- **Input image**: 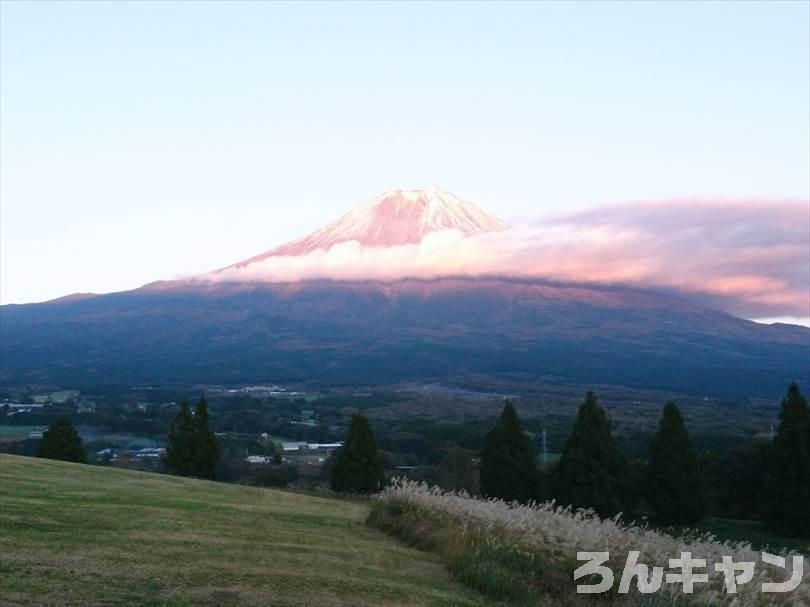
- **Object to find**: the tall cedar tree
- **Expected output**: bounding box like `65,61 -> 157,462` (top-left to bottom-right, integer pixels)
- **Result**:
330,413 -> 385,494
707,443 -> 769,521
166,398 -> 220,479
166,401 -> 195,475
480,401 -> 537,502
555,391 -> 629,518
765,383 -> 810,536
36,416 -> 87,463
646,401 -> 705,525
192,397 -> 221,480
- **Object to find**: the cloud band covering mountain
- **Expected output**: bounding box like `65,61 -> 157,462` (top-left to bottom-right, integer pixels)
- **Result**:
208,199 -> 809,324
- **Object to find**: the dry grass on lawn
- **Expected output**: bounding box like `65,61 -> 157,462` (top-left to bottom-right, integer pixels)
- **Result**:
0,455 -> 488,607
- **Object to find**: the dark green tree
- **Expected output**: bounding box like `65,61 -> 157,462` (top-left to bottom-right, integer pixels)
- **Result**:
438,447 -> 480,495
166,398 -> 220,479
330,413 -> 385,494
36,416 -> 87,463
479,401 -> 537,502
555,391 -> 629,518
166,401 -> 195,476
765,383 -> 810,536
707,443 -> 768,521
646,402 -> 705,525
191,397 -> 220,480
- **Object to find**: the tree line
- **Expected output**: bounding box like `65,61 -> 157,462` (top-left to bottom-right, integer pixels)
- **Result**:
35,396 -> 222,480
33,382 -> 808,537
323,382 -> 809,538
478,383 -> 810,537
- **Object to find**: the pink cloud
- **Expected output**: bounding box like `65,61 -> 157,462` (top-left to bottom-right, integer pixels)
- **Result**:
204,199 -> 810,323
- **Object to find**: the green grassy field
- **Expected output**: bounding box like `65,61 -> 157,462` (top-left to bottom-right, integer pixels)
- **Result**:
0,426 -> 42,440
698,517 -> 810,554
0,455 -> 488,607
32,390 -> 79,404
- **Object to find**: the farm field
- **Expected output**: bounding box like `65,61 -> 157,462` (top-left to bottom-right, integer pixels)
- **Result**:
32,390 -> 79,403
0,426 -> 42,440
0,455 -> 487,607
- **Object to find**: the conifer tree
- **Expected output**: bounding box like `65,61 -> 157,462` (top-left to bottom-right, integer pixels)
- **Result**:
330,413 -> 385,494
192,397 -> 220,480
646,401 -> 705,525
479,401 -> 537,502
166,398 -> 219,479
166,401 -> 195,476
555,391 -> 629,518
36,416 -> 87,463
765,382 -> 810,536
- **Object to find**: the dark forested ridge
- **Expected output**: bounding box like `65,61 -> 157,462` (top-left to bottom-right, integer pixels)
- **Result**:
1,277 -> 807,397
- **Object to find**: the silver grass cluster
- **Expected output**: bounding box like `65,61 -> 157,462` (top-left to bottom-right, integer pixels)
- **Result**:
378,479 -> 809,606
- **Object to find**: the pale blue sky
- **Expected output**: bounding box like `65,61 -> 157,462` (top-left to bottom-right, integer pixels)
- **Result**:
1,1 -> 808,304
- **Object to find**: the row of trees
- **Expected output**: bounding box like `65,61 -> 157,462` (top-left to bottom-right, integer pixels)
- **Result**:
32,382 -> 808,538
34,402 -> 383,493
331,394 -> 708,530
33,397 -> 222,481
479,383 -> 810,536
158,383 -> 807,539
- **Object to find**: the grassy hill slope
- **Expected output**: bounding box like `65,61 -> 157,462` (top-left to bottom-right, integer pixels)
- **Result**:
0,455 -> 487,607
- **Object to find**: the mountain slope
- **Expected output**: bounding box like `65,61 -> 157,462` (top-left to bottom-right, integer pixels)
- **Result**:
0,454 -> 487,607
225,186 -> 508,269
1,278 -> 806,397
1,188 -> 807,397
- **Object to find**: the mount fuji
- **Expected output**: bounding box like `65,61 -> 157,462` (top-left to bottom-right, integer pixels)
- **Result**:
225,186 -> 508,268
1,188 -> 807,397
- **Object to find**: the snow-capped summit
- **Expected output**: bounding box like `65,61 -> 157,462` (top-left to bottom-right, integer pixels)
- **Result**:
227,186 -> 508,268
